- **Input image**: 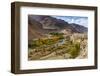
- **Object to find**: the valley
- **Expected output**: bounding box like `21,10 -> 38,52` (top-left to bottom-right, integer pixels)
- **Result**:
28,32 -> 87,60
28,15 -> 88,60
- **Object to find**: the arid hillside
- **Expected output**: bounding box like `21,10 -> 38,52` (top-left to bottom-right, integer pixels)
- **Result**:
28,15 -> 88,60
28,15 -> 87,40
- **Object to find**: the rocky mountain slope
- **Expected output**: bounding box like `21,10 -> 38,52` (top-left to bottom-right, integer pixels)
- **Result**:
28,15 -> 87,40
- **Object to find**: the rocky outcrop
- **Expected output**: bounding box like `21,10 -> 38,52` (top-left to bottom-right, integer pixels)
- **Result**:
76,39 -> 88,59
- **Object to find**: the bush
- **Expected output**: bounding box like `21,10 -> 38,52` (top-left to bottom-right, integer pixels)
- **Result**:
28,37 -> 60,49
67,43 -> 80,58
49,32 -> 64,36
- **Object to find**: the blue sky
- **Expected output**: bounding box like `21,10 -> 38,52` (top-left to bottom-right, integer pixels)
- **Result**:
52,16 -> 88,27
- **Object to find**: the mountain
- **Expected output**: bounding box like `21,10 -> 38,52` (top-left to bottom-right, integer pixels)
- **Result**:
28,15 -> 88,40
52,16 -> 88,27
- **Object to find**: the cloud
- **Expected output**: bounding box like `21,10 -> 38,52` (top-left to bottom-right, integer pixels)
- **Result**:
52,16 -> 88,27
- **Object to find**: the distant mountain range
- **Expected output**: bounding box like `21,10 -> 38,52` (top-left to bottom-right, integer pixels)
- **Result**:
28,15 -> 88,40
52,16 -> 88,27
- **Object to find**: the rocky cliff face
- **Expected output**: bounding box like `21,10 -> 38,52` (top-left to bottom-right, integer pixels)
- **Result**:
76,39 -> 88,59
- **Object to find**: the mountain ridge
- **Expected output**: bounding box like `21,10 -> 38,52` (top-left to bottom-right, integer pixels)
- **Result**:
28,15 -> 88,40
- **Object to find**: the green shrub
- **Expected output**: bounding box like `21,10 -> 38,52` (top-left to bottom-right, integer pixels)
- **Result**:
67,43 -> 80,58
49,32 -> 64,36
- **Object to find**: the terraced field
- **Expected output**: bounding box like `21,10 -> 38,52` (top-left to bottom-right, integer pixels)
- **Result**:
28,33 -> 87,60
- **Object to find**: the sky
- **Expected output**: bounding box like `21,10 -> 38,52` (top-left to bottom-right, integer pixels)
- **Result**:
52,16 -> 88,27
